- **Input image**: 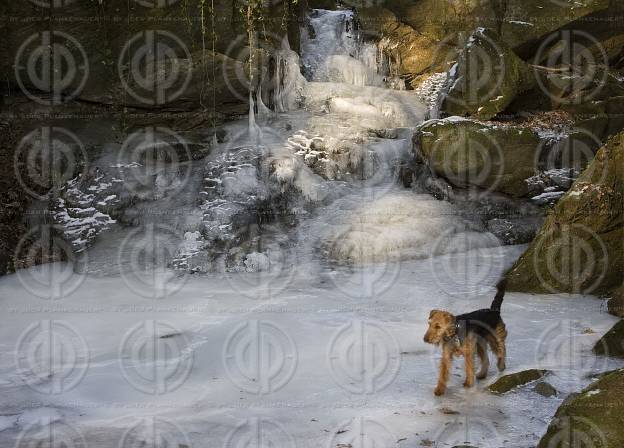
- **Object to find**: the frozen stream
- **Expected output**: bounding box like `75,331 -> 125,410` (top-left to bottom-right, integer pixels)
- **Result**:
1,7 -> 622,448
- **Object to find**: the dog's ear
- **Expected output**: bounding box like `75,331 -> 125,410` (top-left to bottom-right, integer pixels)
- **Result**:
429,310 -> 441,319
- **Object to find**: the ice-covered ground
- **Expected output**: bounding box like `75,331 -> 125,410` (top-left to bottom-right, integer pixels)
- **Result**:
0,247 -> 621,448
3,8 -> 621,448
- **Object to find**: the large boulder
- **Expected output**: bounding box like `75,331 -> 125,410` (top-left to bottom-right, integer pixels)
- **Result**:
439,28 -> 536,119
501,0 -> 610,54
593,320 -> 624,358
537,369 -> 624,448
414,118 -> 542,197
506,132 -> 624,296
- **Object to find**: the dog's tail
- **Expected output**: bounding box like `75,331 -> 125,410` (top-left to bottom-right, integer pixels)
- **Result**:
490,278 -> 506,312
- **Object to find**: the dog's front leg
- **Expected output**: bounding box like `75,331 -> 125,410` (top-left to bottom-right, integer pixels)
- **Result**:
463,338 -> 475,388
434,345 -> 452,396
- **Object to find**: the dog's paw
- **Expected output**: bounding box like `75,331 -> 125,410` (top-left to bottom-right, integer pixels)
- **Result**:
476,372 -> 487,380
463,380 -> 474,388
497,361 -> 506,371
434,386 -> 446,396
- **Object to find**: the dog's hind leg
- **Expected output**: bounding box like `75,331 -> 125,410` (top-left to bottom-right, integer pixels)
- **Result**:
463,338 -> 475,388
494,322 -> 507,371
476,340 -> 489,380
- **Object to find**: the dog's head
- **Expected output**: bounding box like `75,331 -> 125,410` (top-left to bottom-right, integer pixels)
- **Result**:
423,310 -> 456,345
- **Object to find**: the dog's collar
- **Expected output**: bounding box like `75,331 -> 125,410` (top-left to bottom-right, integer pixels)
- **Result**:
452,320 -> 466,345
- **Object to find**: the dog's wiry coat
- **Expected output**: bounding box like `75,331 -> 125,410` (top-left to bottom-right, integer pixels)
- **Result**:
424,280 -> 508,396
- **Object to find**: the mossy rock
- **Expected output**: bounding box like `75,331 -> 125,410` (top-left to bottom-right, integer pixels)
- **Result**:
534,381 -> 558,398
537,369 -> 624,448
501,0 -> 610,53
414,118 -> 541,197
506,132 -> 624,295
487,369 -> 549,394
593,320 -> 624,358
439,28 -> 536,119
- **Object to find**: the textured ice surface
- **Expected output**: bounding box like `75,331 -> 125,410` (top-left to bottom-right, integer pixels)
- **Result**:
0,247 -> 621,448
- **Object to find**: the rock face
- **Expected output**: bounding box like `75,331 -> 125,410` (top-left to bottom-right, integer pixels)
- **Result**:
506,132 -> 624,296
487,369 -> 548,394
414,118 -> 541,197
1,0 -> 304,116
353,0 -> 613,88
439,28 -> 536,119
593,320 -> 624,358
537,369 -> 624,448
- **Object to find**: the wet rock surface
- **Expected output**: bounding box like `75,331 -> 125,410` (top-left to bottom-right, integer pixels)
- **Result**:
487,369 -> 549,394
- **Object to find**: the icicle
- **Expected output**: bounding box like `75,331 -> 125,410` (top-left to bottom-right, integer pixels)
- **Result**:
256,91 -> 272,120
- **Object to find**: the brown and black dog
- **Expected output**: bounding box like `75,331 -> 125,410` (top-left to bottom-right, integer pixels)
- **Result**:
423,280 -> 508,396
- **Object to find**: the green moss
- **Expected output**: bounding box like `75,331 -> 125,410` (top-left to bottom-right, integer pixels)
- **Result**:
487,369 -> 548,394
415,118 -> 541,197
537,370 -> 624,448
506,132 -> 624,295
